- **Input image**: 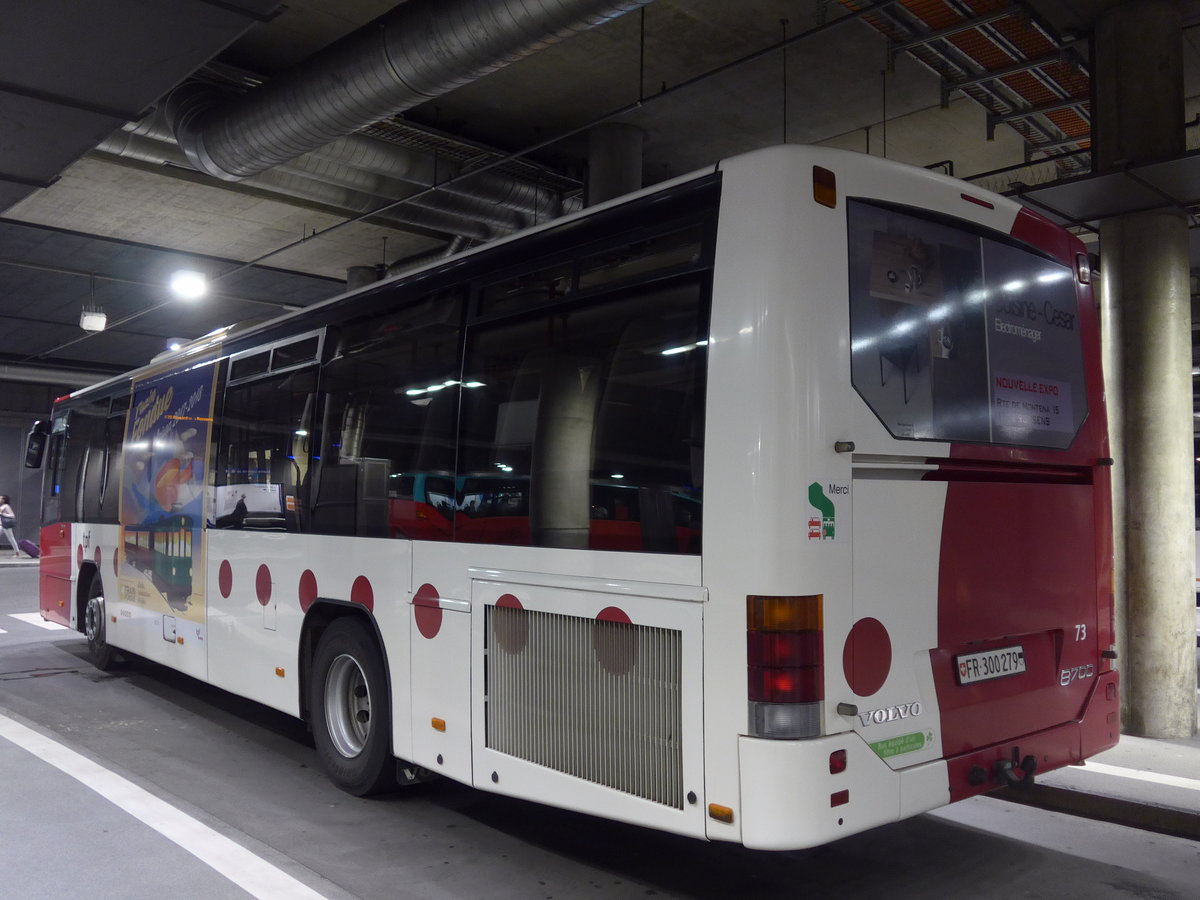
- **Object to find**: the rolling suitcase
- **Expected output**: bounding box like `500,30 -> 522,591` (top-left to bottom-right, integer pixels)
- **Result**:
16,539 -> 39,559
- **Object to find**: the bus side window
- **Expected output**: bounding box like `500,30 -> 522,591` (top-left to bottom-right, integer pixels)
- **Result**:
313,289 -> 462,541
459,277 -> 706,553
216,370 -> 316,533
76,402 -> 109,524
97,403 -> 127,524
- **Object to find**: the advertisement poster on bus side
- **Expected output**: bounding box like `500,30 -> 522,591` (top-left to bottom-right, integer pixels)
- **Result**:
118,361 -> 217,623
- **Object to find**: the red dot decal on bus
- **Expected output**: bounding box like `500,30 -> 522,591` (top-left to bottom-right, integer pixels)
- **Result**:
594,606 -> 637,676
843,617 -> 892,697
413,582 -> 441,639
493,593 -> 527,655
351,575 -> 374,613
299,569 -> 318,612
218,560 -> 233,599
255,564 -> 272,607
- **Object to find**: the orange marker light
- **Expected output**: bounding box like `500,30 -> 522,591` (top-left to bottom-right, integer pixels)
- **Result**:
274,667 -> 286,678
813,166 -> 837,208
177,637 -> 185,645
708,803 -> 734,823
431,718 -> 446,732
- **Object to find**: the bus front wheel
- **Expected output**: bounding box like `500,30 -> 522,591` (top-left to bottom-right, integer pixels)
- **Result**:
309,618 -> 397,796
83,576 -> 115,670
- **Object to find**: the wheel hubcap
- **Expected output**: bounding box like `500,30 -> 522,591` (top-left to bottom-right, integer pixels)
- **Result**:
325,653 -> 370,758
85,595 -> 104,644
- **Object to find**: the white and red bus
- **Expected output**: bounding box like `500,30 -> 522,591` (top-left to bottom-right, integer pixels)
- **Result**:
27,145 -> 1117,850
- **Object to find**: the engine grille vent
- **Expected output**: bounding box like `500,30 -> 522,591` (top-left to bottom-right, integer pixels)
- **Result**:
485,605 -> 683,808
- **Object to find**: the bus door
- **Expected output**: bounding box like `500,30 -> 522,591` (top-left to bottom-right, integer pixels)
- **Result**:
35,414 -> 74,626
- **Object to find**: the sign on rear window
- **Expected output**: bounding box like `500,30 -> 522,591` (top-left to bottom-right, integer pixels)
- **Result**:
847,199 -> 1086,449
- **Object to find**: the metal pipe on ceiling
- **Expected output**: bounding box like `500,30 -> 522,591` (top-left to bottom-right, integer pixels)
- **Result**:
166,0 -> 653,183
107,113 -> 555,238
0,364 -> 109,388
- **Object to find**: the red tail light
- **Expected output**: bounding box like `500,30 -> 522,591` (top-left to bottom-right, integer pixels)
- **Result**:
747,594 -> 824,738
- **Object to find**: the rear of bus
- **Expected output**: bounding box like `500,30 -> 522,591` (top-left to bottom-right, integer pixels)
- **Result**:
701,146 -> 1116,849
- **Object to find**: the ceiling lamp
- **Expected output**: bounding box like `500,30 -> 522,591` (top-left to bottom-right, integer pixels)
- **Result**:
80,274 -> 106,331
170,269 -> 207,300
79,308 -> 107,331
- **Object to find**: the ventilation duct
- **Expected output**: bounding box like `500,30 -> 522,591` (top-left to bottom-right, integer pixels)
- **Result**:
166,0 -> 653,183
92,129 -> 504,242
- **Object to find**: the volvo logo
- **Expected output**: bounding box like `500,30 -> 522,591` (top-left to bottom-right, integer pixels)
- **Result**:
858,701 -> 922,727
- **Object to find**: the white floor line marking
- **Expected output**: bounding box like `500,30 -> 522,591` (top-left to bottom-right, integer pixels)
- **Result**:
1084,761 -> 1200,793
8,612 -> 68,631
0,713 -> 328,900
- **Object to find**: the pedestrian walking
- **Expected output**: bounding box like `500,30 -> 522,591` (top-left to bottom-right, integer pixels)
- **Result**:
0,494 -> 22,557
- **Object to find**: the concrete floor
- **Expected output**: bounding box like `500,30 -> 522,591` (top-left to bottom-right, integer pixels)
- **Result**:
1,563 -> 1197,900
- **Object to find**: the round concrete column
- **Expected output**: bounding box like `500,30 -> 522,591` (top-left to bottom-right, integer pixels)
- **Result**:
586,123 -> 644,206
1095,0 -> 1196,737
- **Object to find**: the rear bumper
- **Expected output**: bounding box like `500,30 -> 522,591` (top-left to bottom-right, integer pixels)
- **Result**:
945,669 -> 1120,802
738,731 -> 949,850
736,669 -> 1119,850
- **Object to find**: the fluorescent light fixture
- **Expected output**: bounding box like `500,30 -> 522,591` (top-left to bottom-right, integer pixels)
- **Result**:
79,308 -> 107,331
170,270 -> 208,300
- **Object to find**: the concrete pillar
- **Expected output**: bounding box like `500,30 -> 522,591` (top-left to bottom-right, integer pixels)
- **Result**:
586,123 -> 644,206
1094,0 -> 1197,737
1096,258 -> 1127,683
530,355 -> 599,550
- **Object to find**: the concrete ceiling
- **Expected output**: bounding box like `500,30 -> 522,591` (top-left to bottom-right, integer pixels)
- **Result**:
2,0 -> 1199,387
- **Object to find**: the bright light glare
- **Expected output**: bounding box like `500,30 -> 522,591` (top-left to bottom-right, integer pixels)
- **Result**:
1002,280 -> 1026,293
928,304 -> 951,322
168,340 -> 183,352
407,380 -> 484,397
170,270 -> 208,300
1037,270 -> 1070,284
662,340 -> 709,356
966,289 -> 989,304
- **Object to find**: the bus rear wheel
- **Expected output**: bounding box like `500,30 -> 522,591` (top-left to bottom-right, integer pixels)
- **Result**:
309,618 -> 397,796
83,576 -> 114,670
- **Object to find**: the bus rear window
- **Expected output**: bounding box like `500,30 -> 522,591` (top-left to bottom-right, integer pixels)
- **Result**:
847,199 -> 1087,449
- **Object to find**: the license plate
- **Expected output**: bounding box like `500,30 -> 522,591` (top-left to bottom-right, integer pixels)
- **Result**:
956,645 -> 1026,685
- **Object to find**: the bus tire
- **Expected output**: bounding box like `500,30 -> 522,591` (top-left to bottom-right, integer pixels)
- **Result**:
309,618 -> 397,796
83,574 -> 115,671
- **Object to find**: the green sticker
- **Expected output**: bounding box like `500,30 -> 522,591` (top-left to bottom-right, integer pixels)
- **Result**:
869,731 -> 929,759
